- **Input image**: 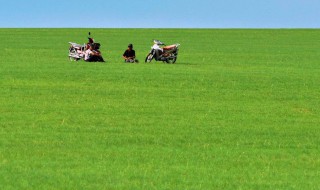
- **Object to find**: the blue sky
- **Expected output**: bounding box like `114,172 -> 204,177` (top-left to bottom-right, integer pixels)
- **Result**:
0,0 -> 319,28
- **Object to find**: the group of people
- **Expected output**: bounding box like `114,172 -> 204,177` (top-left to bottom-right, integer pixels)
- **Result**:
79,37 -> 138,63
78,38 -> 105,62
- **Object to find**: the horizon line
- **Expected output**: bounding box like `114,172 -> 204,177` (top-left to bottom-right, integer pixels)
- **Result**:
0,27 -> 319,29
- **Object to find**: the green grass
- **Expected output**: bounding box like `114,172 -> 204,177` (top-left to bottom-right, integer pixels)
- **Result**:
0,28 -> 319,189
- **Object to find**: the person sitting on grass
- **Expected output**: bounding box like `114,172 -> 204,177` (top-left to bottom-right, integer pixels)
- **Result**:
84,44 -> 105,62
123,44 -> 138,63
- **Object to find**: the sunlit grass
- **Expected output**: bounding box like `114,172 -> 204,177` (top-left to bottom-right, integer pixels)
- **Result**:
0,29 -> 319,189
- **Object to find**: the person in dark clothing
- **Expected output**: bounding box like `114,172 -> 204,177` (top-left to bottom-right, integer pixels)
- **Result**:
123,44 -> 138,63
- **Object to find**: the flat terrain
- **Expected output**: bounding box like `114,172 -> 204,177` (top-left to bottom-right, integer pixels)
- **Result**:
0,29 -> 319,189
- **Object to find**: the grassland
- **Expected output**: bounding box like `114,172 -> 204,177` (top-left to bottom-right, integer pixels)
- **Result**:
0,29 -> 319,189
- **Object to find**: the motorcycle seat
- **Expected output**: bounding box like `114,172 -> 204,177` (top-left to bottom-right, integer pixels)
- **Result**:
163,45 -> 176,50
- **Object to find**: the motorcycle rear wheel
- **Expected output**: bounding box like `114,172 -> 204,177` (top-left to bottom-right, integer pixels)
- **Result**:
166,57 -> 177,64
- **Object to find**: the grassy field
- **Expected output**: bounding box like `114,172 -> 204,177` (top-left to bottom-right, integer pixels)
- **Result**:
0,28 -> 319,189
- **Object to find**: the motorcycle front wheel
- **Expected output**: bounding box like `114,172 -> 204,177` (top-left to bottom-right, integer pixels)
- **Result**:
69,56 -> 80,61
145,54 -> 154,63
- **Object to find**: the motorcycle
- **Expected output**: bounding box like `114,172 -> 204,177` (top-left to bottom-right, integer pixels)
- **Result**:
145,40 -> 180,64
68,42 -> 86,61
